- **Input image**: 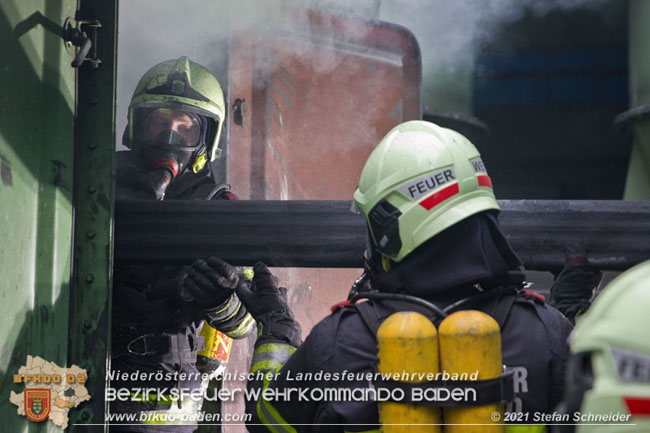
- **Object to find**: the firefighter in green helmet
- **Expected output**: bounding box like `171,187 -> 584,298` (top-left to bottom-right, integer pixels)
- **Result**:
554,259 -> 650,433
111,57 -> 255,432
118,56 -> 228,200
237,120 -> 577,432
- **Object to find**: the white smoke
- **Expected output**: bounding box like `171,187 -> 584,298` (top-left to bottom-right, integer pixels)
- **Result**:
117,0 -> 617,144
116,0 -> 383,149
377,0 -> 617,112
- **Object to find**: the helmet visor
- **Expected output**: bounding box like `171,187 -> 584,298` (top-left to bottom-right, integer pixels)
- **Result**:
143,108 -> 202,148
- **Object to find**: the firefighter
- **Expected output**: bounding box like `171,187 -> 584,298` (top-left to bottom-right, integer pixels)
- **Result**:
554,259 -> 650,433
111,57 -> 255,432
238,120 -> 575,432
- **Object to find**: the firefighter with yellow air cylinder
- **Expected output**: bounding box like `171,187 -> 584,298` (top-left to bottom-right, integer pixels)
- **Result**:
239,120 -> 573,433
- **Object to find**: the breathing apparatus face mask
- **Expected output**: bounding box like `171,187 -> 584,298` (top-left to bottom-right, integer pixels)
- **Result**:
362,224 -> 390,284
351,200 -> 400,283
133,108 -> 206,199
346,227 -> 379,299
144,108 -> 202,148
351,202 -> 378,277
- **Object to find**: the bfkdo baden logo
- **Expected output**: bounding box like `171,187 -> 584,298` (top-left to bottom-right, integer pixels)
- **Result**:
10,355 -> 91,429
25,389 -> 51,422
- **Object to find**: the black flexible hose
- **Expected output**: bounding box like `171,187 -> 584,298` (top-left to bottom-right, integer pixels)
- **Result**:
351,291 -> 448,320
442,286 -> 518,314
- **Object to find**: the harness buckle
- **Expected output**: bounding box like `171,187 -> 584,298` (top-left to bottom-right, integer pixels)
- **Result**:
127,333 -> 159,356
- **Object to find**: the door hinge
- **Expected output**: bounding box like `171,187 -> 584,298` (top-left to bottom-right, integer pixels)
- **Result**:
64,16 -> 102,68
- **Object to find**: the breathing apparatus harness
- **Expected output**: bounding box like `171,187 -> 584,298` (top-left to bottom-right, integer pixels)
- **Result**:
333,272 -> 542,407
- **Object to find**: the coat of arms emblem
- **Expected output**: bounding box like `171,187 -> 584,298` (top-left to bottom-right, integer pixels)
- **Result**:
25,389 -> 51,422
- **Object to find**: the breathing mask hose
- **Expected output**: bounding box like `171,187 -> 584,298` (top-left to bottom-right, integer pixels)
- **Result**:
145,157 -> 179,200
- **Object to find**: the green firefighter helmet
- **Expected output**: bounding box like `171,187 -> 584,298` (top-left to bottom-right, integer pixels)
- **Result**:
124,56 -> 226,172
353,120 -> 499,263
563,259 -> 650,433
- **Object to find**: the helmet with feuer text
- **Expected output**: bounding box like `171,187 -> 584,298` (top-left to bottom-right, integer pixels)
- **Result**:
353,120 -> 499,268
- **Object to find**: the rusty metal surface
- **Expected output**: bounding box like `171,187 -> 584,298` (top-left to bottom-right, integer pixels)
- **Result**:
224,13 -> 423,428
228,13 -> 421,201
114,199 -> 650,271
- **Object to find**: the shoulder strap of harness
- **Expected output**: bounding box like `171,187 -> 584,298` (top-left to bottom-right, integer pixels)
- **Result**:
354,298 -> 440,337
488,290 -> 518,329
355,301 -> 386,337
352,286 -> 519,337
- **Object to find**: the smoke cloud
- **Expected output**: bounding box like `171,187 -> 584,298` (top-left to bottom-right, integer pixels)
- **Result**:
116,0 -> 383,149
377,0 -> 616,112
117,0 -> 616,144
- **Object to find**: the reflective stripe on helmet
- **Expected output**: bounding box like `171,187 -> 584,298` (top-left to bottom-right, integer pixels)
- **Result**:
418,182 -> 460,211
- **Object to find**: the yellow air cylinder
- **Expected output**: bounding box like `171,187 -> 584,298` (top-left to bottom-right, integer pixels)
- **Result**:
377,311 -> 441,433
438,310 -> 504,433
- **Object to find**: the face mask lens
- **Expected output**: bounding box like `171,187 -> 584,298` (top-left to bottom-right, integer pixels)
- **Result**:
144,108 -> 201,147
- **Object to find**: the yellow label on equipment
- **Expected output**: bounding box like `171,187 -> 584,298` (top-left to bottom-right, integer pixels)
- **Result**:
198,324 -> 232,361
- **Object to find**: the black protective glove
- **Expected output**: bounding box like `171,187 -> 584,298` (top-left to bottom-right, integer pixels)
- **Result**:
236,262 -> 301,347
550,244 -> 603,323
180,257 -> 240,308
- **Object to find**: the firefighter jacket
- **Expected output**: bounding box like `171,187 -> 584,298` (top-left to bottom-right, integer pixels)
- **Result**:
244,212 -> 574,433
110,151 -> 255,433
245,286 -> 572,433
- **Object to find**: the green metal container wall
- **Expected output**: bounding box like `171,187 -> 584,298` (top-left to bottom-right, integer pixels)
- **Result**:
1,0 -> 117,431
624,0 -> 650,200
66,0 -> 118,430
0,0 -> 77,431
